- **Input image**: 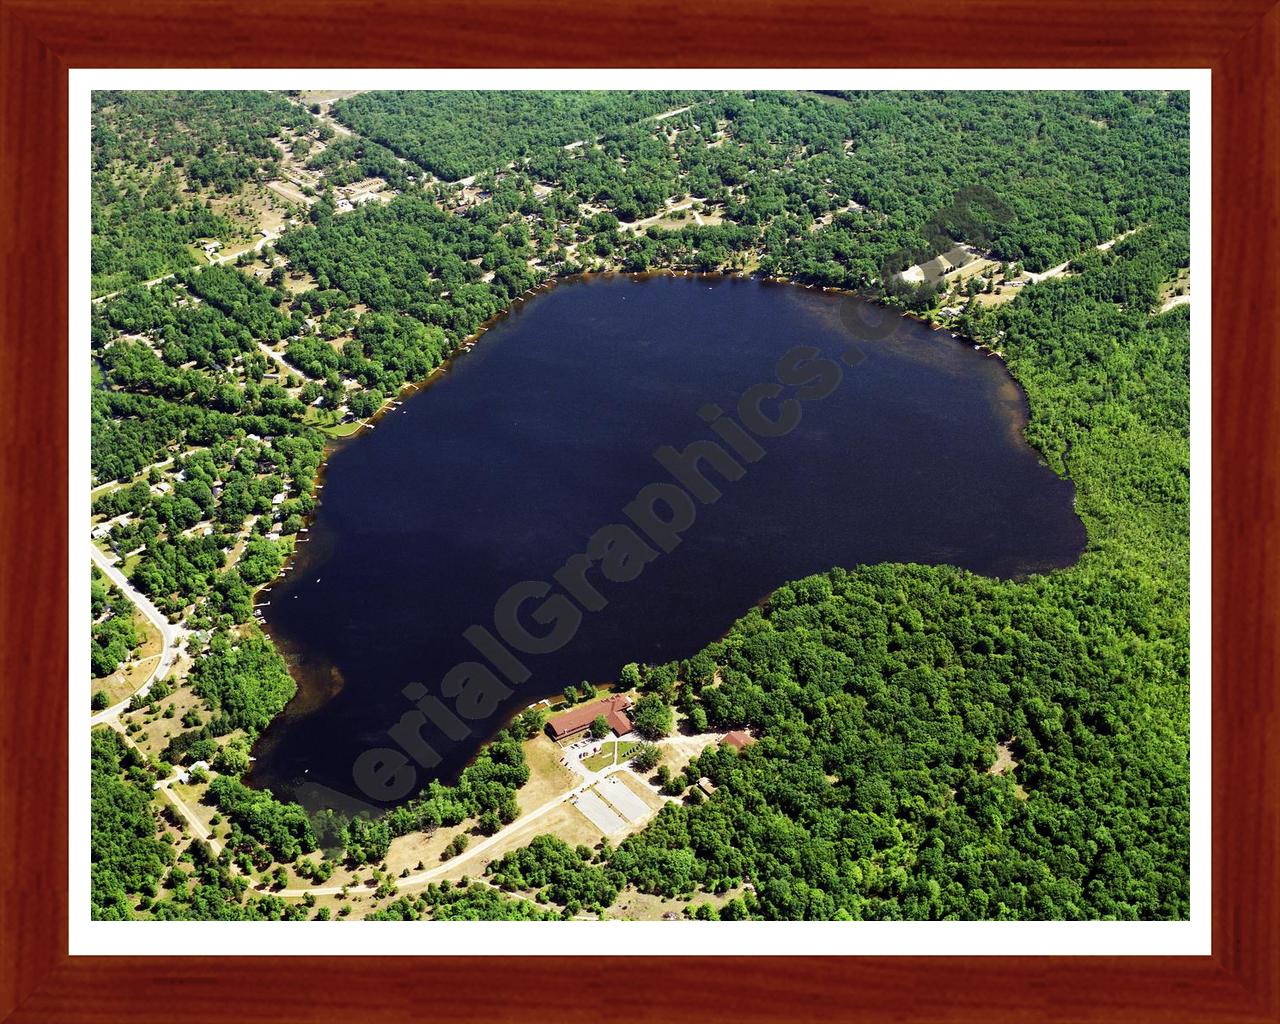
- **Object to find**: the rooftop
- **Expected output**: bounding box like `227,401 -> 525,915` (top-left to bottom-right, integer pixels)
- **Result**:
547,694 -> 633,740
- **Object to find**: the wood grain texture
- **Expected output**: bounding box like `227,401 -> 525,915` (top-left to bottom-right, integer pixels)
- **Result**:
0,1 -> 1276,1020
1212,2 -> 1280,1014
0,1 -> 70,1021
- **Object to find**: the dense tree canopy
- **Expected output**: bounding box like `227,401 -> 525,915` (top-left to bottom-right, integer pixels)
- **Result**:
92,91 -> 314,293
333,90 -> 706,181
606,224 -> 1191,920
88,88 -> 1191,922
91,729 -> 173,919
190,631 -> 297,735
91,567 -> 142,678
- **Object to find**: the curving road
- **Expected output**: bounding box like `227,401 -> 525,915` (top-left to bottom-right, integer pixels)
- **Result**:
90,542 -> 184,724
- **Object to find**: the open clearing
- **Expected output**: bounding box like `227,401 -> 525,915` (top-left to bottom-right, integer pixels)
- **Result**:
435,801 -> 605,885
605,883 -> 748,922
1159,267 -> 1191,311
989,738 -> 1019,775
93,606 -> 162,706
520,733 -> 578,812
987,738 -> 1030,800
279,267 -> 320,295
380,734 -> 581,881
899,244 -> 990,286
124,675 -> 203,760
384,820 -> 471,878
655,728 -> 724,775
267,179 -> 314,207
300,90 -> 369,105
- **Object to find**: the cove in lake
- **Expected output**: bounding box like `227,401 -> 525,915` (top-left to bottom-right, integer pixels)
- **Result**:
250,275 -> 1085,810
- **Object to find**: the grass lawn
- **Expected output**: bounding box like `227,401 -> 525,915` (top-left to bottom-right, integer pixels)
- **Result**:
321,420 -> 365,438
304,406 -> 367,438
518,734 -> 577,813
583,740 -> 638,773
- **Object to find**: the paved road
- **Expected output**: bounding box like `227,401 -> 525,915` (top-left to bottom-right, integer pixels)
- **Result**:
280,766 -> 638,897
650,104 -> 692,123
563,104 -> 694,152
89,542 -> 184,724
90,545 -> 214,861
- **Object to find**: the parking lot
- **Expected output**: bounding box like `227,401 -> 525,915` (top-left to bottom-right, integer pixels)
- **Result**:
599,775 -> 648,822
573,787 -> 628,834
569,772 -> 655,836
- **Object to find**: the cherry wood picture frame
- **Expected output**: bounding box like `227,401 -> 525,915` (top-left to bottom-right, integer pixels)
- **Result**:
2,1 -> 1276,1020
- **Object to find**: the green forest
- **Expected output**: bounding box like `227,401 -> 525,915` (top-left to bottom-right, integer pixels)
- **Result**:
91,567 -> 142,679
333,90 -> 707,181
92,91 -> 314,295
474,228 -> 1190,921
89,88 -> 1191,922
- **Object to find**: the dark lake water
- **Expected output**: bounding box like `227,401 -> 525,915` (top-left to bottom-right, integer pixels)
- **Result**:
250,275 -> 1085,811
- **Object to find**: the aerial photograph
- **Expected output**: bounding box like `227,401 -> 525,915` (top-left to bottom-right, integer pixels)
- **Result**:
88,88 -> 1191,923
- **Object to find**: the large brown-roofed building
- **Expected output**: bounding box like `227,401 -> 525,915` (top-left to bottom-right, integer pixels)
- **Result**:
546,694 -> 633,741
721,729 -> 756,751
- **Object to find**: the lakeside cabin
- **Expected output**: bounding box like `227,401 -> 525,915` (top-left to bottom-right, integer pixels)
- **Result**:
546,694 -> 633,742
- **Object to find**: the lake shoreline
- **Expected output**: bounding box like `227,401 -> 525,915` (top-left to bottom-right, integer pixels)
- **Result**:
255,266 -> 1021,641
249,271 -> 1085,811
